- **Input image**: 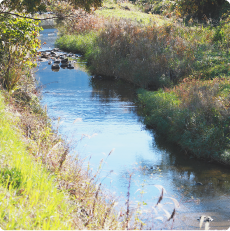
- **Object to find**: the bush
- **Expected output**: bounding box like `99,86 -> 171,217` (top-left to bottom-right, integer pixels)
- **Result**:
0,17 -> 41,92
174,0 -> 230,22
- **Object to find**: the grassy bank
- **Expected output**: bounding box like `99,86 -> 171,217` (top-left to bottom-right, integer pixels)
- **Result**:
0,93 -> 73,229
56,0 -> 230,164
138,78 -> 230,164
0,83 -> 122,229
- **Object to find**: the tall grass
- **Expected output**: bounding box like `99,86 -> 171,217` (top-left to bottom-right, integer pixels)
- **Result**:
56,5 -> 230,88
0,94 -> 73,229
56,32 -> 98,54
57,13 -> 214,88
56,2 -> 230,164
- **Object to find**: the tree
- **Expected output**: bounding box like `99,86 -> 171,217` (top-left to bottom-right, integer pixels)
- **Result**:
0,0 -> 102,92
0,0 -> 102,15
175,0 -> 230,22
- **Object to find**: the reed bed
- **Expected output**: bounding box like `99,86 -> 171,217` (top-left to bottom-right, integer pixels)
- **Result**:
56,8 -> 219,89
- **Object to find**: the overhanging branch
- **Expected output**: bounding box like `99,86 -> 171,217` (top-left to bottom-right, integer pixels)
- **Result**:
0,11 -> 75,20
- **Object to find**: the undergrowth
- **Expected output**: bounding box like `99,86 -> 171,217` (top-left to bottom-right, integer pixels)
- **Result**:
56,2 -> 230,88
0,94 -> 74,229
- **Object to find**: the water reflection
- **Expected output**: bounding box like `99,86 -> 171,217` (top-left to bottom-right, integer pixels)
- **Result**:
90,78 -> 138,104
153,134 -> 230,198
91,76 -> 230,198
52,68 -> 60,72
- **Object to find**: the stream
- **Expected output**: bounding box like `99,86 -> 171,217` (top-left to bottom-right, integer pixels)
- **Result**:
35,28 -> 230,230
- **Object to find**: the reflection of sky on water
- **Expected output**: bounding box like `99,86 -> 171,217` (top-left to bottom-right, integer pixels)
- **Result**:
36,29 -> 230,230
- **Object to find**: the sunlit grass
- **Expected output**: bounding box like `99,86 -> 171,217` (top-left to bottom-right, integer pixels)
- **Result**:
0,94 -> 73,229
95,0 -> 168,26
137,78 -> 230,164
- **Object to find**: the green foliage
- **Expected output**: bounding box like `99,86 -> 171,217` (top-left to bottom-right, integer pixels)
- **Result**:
0,168 -> 23,189
137,88 -> 181,134
212,14 -> 230,50
0,0 -> 46,13
0,17 -> 41,92
174,0 -> 230,22
70,0 -> 102,12
0,0 -> 102,13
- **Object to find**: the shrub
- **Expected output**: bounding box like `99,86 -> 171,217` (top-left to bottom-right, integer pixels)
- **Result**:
174,0 -> 230,22
0,17 -> 41,92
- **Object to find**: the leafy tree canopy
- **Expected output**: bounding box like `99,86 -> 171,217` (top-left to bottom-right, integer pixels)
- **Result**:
0,0 -> 102,14
175,0 -> 230,22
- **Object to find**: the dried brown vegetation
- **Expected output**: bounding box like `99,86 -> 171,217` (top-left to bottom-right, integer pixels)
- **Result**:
57,9 -> 217,90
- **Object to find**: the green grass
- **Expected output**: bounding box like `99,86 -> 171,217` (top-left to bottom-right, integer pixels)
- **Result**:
56,31 -> 98,54
137,79 -> 230,164
0,93 -> 73,229
95,0 -> 168,26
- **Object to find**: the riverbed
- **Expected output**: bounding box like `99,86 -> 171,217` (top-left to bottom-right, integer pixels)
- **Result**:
35,28 -> 230,230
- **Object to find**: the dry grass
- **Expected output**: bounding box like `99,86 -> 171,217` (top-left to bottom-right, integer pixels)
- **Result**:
59,5 -> 230,87
57,6 -> 217,89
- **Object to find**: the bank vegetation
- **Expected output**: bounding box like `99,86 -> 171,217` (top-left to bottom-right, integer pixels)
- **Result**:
56,0 -> 230,165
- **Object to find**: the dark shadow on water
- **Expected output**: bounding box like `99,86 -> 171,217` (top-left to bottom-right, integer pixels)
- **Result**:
89,77 -> 138,104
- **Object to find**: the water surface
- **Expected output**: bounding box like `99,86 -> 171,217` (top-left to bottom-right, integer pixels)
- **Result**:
36,28 -> 230,230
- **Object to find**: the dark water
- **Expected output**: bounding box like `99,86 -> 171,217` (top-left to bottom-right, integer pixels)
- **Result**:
36,28 -> 230,230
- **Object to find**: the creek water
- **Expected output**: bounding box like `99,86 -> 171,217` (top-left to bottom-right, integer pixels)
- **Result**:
35,28 -> 230,230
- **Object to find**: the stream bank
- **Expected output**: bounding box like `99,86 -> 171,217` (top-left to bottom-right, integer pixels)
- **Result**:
55,4 -> 230,166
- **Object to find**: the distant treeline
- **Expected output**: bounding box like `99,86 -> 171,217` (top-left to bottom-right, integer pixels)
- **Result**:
130,0 -> 230,23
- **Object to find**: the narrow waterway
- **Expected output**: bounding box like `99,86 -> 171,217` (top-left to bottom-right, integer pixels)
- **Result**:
36,28 -> 230,230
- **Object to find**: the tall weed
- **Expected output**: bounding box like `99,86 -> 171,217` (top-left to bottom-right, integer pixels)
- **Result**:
57,15 -> 203,88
